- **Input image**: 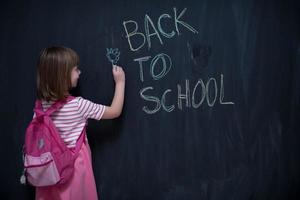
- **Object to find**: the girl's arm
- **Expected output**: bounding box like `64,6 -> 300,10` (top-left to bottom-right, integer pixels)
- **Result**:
102,65 -> 125,119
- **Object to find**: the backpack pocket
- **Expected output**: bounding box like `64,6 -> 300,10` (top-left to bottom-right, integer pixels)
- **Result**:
24,152 -> 60,187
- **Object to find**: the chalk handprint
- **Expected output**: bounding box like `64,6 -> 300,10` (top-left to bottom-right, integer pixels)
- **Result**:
106,48 -> 120,65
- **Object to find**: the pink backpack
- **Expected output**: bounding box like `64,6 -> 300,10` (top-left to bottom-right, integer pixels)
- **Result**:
21,96 -> 85,187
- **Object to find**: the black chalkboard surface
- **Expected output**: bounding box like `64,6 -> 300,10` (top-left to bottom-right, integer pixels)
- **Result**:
1,0 -> 299,199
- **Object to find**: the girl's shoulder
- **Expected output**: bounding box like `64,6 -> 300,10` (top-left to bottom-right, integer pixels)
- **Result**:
41,96 -> 82,109
68,96 -> 98,108
71,96 -> 96,103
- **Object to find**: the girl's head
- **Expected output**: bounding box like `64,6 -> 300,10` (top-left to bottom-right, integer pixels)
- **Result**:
37,46 -> 81,101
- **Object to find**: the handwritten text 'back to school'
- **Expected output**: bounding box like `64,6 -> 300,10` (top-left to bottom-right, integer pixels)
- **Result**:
122,7 -> 234,114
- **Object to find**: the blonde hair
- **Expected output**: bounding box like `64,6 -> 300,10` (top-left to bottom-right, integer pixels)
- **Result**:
37,46 -> 79,101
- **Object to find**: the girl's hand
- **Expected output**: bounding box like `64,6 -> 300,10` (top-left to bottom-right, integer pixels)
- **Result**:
112,65 -> 125,84
102,65 -> 125,119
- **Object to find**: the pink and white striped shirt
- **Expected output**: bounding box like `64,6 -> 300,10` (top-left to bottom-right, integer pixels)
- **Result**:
40,97 -> 105,148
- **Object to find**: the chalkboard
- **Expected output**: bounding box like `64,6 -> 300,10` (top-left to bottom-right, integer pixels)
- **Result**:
1,0 -> 299,199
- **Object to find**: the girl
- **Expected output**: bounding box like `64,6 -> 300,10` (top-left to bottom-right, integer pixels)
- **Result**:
35,46 -> 125,200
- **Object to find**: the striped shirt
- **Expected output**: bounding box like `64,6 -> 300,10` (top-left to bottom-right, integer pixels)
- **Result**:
40,97 -> 105,148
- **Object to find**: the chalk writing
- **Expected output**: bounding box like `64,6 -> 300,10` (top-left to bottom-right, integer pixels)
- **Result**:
123,7 -> 198,51
121,7 -> 234,114
134,53 -> 172,82
140,74 -> 234,114
106,48 -> 120,65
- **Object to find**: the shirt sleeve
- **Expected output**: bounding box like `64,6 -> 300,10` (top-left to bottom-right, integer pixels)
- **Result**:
77,97 -> 106,120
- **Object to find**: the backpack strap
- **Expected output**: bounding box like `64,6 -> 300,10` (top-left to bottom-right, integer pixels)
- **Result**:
34,96 -> 85,157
